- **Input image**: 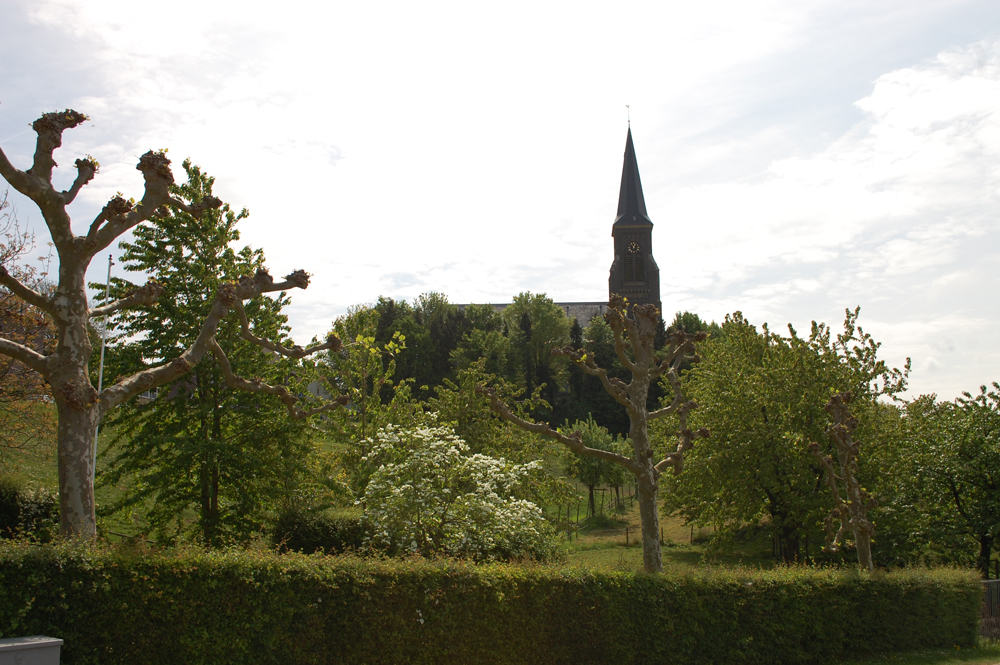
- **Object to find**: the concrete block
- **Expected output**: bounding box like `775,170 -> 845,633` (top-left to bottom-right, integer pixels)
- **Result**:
0,636 -> 63,665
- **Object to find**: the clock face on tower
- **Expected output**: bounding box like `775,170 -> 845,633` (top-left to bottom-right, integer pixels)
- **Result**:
628,241 -> 640,254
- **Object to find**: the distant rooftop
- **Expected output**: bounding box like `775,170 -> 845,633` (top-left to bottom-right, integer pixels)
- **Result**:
455,301 -> 608,323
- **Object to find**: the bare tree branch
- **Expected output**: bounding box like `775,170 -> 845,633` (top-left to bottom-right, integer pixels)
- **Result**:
654,400 -> 709,477
166,194 -> 223,219
476,385 -> 641,474
604,306 -> 639,374
99,268 -> 326,416
0,265 -> 54,315
0,336 -> 49,375
88,152 -> 222,256
0,146 -> 35,198
60,157 -> 98,205
209,339 -> 348,419
87,195 -> 133,243
90,281 -> 164,318
28,111 -> 88,184
648,375 -> 683,420
233,299 -> 342,359
552,345 -> 632,409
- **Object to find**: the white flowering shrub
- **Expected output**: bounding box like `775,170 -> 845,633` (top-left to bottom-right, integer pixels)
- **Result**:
359,424 -> 560,562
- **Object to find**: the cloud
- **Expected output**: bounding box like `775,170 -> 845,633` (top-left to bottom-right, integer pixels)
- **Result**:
660,39 -> 1000,398
2,1 -> 999,401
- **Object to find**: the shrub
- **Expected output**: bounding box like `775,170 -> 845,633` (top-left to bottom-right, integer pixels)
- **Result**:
360,424 -> 561,562
270,508 -> 364,554
0,542 -> 981,665
0,475 -> 57,541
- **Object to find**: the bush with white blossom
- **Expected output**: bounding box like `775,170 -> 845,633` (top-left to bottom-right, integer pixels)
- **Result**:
359,423 -> 560,562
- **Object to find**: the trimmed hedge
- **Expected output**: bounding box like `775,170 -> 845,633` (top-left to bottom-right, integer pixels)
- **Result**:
0,541 -> 981,665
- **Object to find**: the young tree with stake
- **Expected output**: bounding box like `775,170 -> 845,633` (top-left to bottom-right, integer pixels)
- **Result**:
480,296 -> 708,573
0,110 -> 345,538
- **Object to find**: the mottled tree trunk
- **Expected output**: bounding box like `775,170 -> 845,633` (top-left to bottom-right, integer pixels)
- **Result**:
629,377 -> 663,573
50,275 -> 100,539
636,465 -> 662,573
54,400 -> 99,538
855,529 -> 874,571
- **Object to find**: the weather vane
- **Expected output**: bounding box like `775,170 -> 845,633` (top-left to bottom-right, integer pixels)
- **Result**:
626,104 -> 630,126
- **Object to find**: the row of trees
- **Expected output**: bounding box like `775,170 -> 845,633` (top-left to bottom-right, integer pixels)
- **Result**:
366,291 -> 676,436
658,311 -> 1000,576
1,109 -> 996,577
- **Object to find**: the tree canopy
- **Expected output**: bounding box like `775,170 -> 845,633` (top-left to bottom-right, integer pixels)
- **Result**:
661,309 -> 908,563
97,162 -> 316,545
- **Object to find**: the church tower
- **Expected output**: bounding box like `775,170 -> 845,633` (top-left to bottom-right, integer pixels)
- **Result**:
608,128 -> 661,311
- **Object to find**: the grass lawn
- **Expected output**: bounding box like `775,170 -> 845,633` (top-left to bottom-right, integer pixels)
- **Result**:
560,483 -> 774,572
1,413 -> 148,537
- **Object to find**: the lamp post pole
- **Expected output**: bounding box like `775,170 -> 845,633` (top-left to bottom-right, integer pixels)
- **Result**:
91,254 -> 113,487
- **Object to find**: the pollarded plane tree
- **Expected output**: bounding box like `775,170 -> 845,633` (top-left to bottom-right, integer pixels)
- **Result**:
0,110 -> 345,538
810,392 -> 876,571
480,296 -> 708,573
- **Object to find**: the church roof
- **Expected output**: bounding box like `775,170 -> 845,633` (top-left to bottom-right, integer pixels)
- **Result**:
613,127 -> 652,227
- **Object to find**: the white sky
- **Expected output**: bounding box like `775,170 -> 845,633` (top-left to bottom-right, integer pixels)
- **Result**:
1,0 -> 998,400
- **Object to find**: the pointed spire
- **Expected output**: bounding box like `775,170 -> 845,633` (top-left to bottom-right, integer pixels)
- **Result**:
614,127 -> 652,226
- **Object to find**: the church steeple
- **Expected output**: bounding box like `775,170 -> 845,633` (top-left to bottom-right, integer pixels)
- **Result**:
608,127 -> 660,311
614,128 -> 652,227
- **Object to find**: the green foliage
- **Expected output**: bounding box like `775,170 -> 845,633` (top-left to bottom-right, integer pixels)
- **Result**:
96,161 -> 314,546
561,417 -> 630,516
322,305 -> 420,496
372,293 -> 470,399
426,360 -> 577,512
563,314 -> 659,436
360,423 -> 561,562
270,508 -> 364,555
662,308 -> 908,562
0,541 -> 981,665
666,311 -> 719,337
500,292 -> 572,421
0,474 -> 57,541
426,359 -> 543,459
875,385 -> 1000,574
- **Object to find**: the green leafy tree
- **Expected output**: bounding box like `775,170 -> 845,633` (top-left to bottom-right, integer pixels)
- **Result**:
945,384 -> 1000,576
360,423 -> 560,562
662,309 -> 907,563
97,162 -> 327,545
451,304 -> 514,380
561,416 -> 626,517
372,293 -> 470,398
501,292 -> 571,423
879,385 -> 1000,576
